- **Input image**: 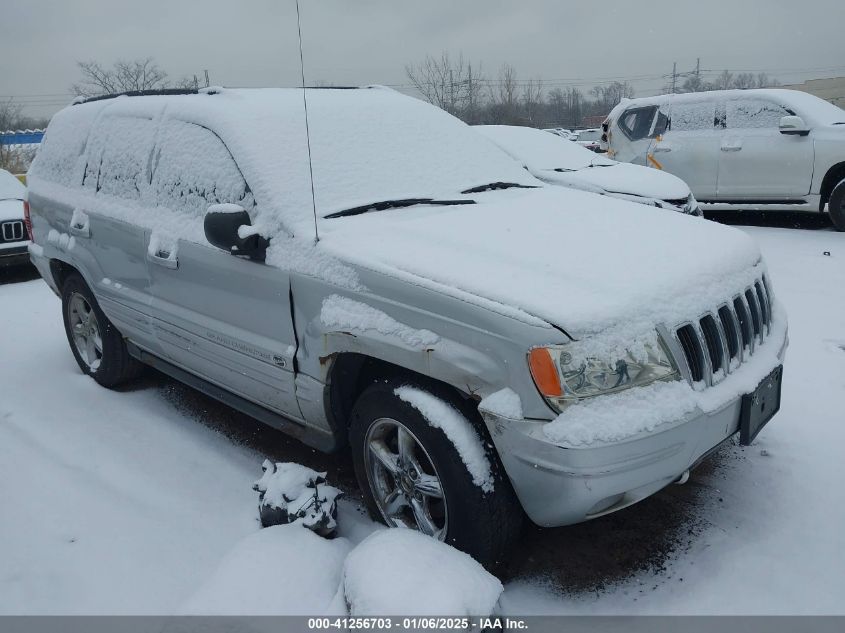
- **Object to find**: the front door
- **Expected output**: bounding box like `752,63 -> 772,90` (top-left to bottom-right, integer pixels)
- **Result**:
716,97 -> 814,200
145,118 -> 301,419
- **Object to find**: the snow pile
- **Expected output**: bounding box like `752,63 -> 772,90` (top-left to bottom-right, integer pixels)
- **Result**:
342,530 -> 503,616
479,388 -> 523,420
254,460 -> 343,538
321,295 -> 439,349
182,524 -> 351,615
394,386 -> 493,492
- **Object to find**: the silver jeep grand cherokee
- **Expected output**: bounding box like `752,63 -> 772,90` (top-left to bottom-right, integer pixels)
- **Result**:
26,87 -> 787,566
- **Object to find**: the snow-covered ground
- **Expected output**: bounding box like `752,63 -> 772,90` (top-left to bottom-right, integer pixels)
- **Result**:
1,223 -> 843,614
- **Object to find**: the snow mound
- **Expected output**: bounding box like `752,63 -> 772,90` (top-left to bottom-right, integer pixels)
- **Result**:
321,295 -> 439,349
181,524 -> 351,615
342,529 -> 503,616
254,460 -> 343,538
394,386 -> 494,492
479,388 -> 523,420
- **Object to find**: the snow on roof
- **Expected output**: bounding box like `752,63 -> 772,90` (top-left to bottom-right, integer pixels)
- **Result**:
474,125 -> 613,171
35,88 -> 537,237
612,88 -> 845,126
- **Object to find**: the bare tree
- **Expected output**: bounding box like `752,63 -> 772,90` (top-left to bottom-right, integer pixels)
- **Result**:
521,79 -> 544,125
71,58 -> 170,97
713,70 -> 735,90
0,99 -> 23,171
405,52 -> 485,120
756,73 -> 780,88
487,64 -> 520,124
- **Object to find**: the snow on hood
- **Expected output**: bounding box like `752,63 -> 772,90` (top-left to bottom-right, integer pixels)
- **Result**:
0,169 -> 25,207
0,198 -> 24,221
319,187 -> 762,342
473,126 -> 690,201
541,162 -> 691,201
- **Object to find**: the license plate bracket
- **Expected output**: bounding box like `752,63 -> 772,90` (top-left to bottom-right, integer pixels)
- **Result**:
739,365 -> 783,445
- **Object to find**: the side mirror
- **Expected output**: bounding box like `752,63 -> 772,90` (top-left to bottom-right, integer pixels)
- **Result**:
779,115 -> 810,136
204,204 -> 268,261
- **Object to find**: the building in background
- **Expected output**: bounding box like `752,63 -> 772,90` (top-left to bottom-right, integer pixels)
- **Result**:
780,77 -> 845,109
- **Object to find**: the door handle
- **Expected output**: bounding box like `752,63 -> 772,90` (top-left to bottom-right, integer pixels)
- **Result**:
652,146 -> 672,153
721,146 -> 742,152
148,251 -> 178,269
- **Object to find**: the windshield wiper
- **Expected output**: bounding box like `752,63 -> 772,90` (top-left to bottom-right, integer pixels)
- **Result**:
460,182 -> 536,194
325,198 -> 474,219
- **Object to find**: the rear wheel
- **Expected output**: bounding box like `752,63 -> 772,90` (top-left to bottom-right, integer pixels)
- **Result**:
349,380 -> 522,569
828,178 -> 845,232
61,273 -> 142,387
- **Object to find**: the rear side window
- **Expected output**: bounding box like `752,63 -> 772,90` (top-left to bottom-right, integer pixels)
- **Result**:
618,106 -> 657,140
667,101 -> 716,132
28,105 -> 102,187
83,115 -> 156,201
150,120 -> 254,217
726,99 -> 791,129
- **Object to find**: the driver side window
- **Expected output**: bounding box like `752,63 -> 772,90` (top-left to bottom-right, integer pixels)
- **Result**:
619,106 -> 658,141
150,120 -> 254,218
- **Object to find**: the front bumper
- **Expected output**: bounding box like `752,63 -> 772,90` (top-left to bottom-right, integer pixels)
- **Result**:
482,332 -> 787,528
0,242 -> 31,268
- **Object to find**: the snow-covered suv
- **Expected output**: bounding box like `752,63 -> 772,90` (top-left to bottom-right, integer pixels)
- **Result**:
603,89 -> 845,230
26,87 -> 787,566
0,169 -> 30,267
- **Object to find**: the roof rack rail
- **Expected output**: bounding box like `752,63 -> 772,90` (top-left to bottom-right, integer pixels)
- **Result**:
73,88 -> 200,105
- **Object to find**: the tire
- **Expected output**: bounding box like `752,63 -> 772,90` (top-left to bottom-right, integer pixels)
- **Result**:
349,379 -> 522,569
61,272 -> 142,388
828,179 -> 845,232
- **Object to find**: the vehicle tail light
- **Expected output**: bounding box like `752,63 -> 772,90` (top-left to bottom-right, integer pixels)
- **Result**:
23,200 -> 33,241
528,348 -> 563,398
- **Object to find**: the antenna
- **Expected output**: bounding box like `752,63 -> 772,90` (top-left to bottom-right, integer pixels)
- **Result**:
295,0 -> 319,243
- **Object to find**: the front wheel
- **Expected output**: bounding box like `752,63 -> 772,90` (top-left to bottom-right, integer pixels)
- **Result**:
349,380 -> 522,569
61,272 -> 142,387
828,178 -> 845,232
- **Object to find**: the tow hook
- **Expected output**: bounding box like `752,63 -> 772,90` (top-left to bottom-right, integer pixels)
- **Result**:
674,469 -> 690,485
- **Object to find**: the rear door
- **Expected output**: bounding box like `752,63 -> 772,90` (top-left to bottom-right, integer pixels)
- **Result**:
716,97 -> 814,199
648,99 -> 722,199
75,114 -> 159,352
145,117 -> 302,419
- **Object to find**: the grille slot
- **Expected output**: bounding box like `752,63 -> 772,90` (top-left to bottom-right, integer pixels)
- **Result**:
733,296 -> 753,352
699,315 -> 724,375
745,289 -> 762,339
677,324 -> 705,383
718,305 -> 740,362
754,281 -> 769,330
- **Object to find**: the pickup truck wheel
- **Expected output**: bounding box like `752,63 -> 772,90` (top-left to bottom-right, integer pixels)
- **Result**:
349,380 -> 522,569
61,273 -> 142,388
829,179 -> 845,232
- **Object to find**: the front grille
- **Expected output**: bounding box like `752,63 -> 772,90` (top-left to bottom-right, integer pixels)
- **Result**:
673,276 -> 773,386
1,220 -> 25,243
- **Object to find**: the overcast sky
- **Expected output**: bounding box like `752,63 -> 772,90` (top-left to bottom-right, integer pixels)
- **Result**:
2,0 -> 844,118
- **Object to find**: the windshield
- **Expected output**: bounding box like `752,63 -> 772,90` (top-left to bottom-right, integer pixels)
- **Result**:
475,125 -> 614,171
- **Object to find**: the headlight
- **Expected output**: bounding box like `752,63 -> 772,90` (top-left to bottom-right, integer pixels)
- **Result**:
528,337 -> 680,412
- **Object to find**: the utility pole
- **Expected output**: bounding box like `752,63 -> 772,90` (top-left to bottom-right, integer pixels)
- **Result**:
204,69 -> 210,87
671,62 -> 677,94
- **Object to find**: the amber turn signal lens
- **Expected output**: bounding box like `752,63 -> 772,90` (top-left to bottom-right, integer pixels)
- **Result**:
528,348 -> 563,398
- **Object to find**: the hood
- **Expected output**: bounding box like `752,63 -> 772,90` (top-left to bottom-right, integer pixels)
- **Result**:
539,162 -> 691,202
0,198 -> 24,222
318,187 -> 762,341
